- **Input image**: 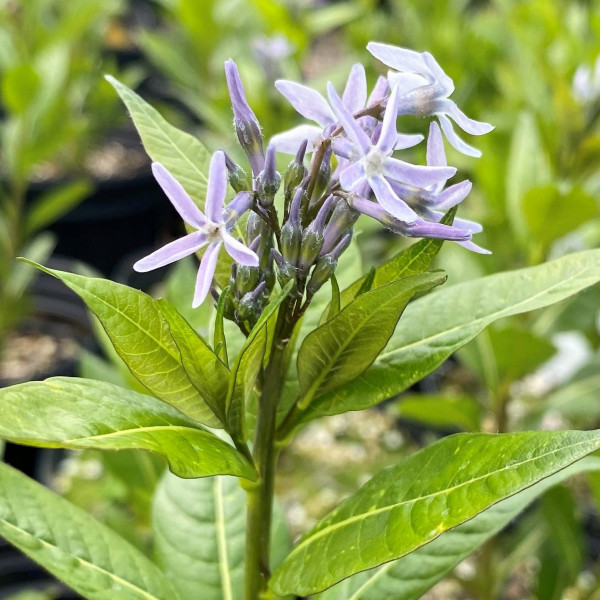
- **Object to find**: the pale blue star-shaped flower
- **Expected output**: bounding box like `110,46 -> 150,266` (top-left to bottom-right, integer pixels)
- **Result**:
271,64 -> 423,154
134,151 -> 259,307
329,81 -> 456,222
367,42 -> 494,157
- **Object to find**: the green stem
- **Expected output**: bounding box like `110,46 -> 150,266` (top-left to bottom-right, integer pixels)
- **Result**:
244,302 -> 294,600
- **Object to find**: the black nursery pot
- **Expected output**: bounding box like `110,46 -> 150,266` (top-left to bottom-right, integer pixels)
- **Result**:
43,172 -> 172,278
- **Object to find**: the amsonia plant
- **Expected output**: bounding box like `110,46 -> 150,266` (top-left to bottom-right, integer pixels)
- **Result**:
2,42 -> 600,600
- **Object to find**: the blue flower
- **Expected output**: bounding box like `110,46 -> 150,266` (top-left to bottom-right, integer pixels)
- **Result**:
134,151 -> 259,307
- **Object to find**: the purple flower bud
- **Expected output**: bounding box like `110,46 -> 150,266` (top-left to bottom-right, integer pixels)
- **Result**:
306,255 -> 337,297
284,139 -> 308,205
236,281 -> 267,324
257,144 -> 281,207
224,152 -> 252,192
310,146 -> 333,205
299,196 -> 334,272
225,59 -> 265,176
270,248 -> 296,287
322,198 -> 359,254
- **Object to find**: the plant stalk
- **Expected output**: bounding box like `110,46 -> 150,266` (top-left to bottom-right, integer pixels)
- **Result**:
244,302 -> 294,600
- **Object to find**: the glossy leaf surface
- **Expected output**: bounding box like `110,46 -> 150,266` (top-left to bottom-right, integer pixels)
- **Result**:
107,75 -> 211,203
0,462 -> 180,600
153,472 -> 290,600
22,261 -> 221,427
297,272 -> 446,406
0,377 -> 255,480
302,249 -> 600,424
317,456 -> 600,600
271,430 -> 600,595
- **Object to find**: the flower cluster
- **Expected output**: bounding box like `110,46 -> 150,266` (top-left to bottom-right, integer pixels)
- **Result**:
135,42 -> 493,316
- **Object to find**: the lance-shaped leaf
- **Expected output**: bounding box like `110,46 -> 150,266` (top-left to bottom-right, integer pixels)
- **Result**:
106,75 -> 211,204
21,260 -> 221,427
302,249 -> 600,424
326,207 -> 457,318
152,472 -> 291,600
0,462 -> 181,600
0,377 -> 256,480
157,299 -> 229,424
297,272 -> 446,408
226,281 -> 294,441
270,429 -> 600,596
316,456 -> 600,600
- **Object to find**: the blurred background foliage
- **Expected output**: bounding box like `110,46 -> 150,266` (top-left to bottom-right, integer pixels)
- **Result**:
2,0 -> 600,598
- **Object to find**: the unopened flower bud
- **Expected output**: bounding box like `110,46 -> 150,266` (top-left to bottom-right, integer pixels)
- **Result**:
310,146 -> 332,205
284,139 -> 308,204
224,152 -> 252,192
225,59 -> 264,176
236,281 -> 267,324
256,145 -> 281,207
306,255 -> 337,296
281,187 -> 303,265
299,195 -> 334,271
270,248 -> 296,287
322,197 -> 359,254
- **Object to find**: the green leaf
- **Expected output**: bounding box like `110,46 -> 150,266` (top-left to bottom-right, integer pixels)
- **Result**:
26,179 -> 92,234
391,393 -> 482,432
106,75 -> 211,204
0,462 -> 181,600
214,286 -> 230,366
355,266 -> 376,298
0,377 -> 256,480
506,111 -> 552,247
335,207 -> 457,311
316,456 -> 600,600
157,299 -> 229,424
1,64 -> 40,114
326,275 -> 340,321
226,281 -> 294,441
152,472 -> 291,600
271,430 -> 600,596
302,249 -> 600,424
297,272 -> 446,409
523,184 -> 597,248
20,260 -> 221,427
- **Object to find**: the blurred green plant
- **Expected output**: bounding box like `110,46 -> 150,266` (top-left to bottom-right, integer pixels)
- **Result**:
0,0 -> 139,349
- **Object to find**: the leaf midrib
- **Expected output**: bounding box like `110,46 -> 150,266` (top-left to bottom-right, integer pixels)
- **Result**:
0,519 -> 169,600
285,435 -> 599,561
378,261 -> 597,363
302,280 -> 424,401
214,478 -> 234,600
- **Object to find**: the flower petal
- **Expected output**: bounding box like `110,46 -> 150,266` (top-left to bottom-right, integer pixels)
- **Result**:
224,191 -> 254,225
458,239 -> 492,254
331,136 -> 359,161
426,121 -> 447,167
151,163 -> 206,228
405,218 -> 471,241
342,63 -> 367,115
327,82 -> 372,155
443,100 -> 494,135
395,133 -> 424,150
270,124 -> 322,154
438,114 -> 482,158
369,174 -> 419,222
206,151 -> 228,223
275,80 -> 335,126
222,232 -> 259,266
366,42 -> 432,77
432,180 -> 472,210
377,83 -> 401,154
383,156 -> 456,187
134,231 -> 207,272
388,71 -> 429,97
339,161 -> 366,190
422,52 -> 454,95
193,241 -> 221,308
